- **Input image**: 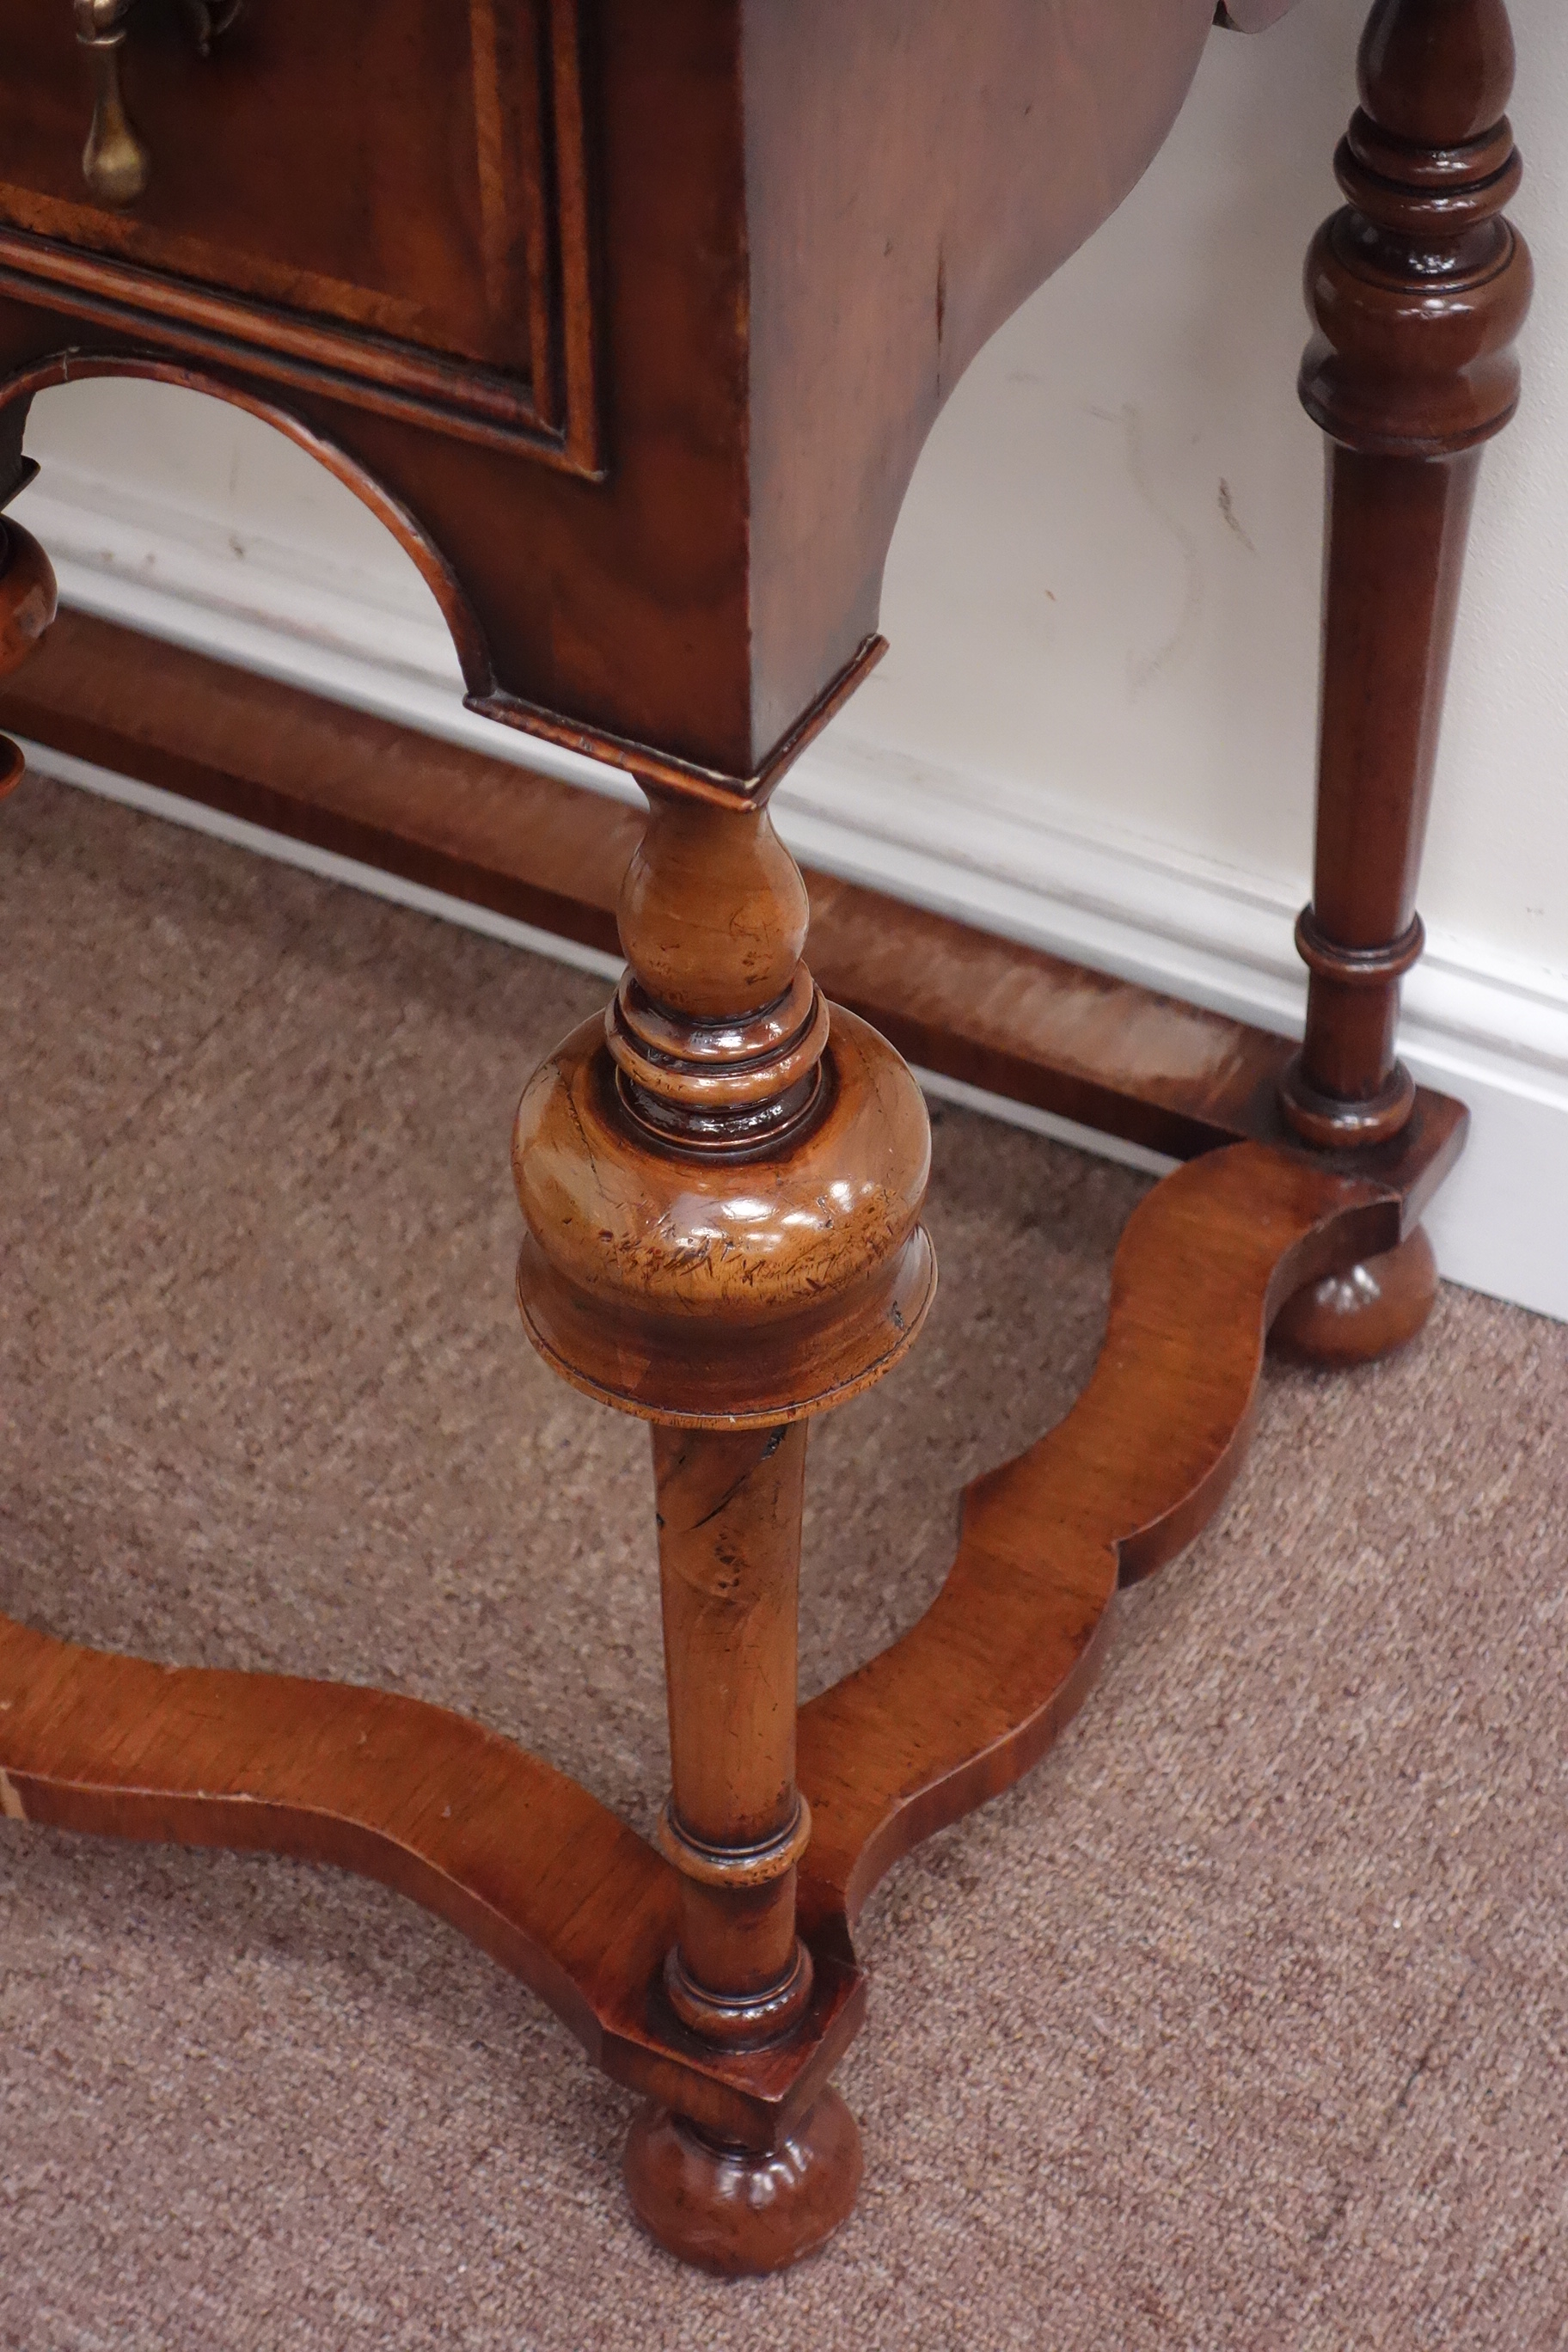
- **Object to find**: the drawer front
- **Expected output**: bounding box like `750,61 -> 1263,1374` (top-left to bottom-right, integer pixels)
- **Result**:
0,0 -> 597,468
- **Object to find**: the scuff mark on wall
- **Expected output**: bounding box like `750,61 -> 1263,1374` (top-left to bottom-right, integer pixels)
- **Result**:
1119,403 -> 1204,699
1218,478 -> 1258,554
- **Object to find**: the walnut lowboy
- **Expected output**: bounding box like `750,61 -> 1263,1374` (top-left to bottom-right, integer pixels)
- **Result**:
0,0 -> 1529,2276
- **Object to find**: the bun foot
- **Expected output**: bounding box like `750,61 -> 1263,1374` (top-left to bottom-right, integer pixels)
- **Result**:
1271,1222 -> 1437,1367
623,2088 -> 863,2275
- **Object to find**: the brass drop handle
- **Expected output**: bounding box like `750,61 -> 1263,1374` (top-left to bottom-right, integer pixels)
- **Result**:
74,0 -> 150,208
72,0 -> 246,209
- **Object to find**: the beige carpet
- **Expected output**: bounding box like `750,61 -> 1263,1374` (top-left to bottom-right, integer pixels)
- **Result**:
2,773 -> 1565,2352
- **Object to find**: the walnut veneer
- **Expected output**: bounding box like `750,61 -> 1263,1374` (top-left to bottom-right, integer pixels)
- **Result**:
0,0 -> 1528,2275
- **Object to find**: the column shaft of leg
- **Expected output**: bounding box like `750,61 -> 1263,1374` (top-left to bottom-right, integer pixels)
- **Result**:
1274,0 -> 1530,1359
1277,0 -> 1531,1155
652,1420 -> 812,2038
1298,444 -> 1480,1115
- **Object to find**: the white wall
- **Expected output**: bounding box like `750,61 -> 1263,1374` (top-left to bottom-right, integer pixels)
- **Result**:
869,0 -> 1568,968
14,0 -> 1568,1316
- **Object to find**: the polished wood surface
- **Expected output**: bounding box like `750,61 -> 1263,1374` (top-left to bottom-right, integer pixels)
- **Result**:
796,1126 -> 1461,1926
0,0 -> 1219,781
1281,0 -> 1529,1154
0,512 -> 50,664
0,0 -> 1501,2281
0,0 -> 597,462
652,1422 -> 814,2042
633,1420 -> 863,2265
509,790 -> 936,1427
0,1114 -> 1461,2175
504,599 -> 940,2257
1271,1222 -> 1439,1369
0,507 -> 53,789
1274,0 -> 1526,1364
625,2086 -> 863,2277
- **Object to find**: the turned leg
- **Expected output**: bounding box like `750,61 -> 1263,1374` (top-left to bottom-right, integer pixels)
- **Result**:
511,781 -> 934,2270
1274,0 -> 1530,1364
622,1420 -> 863,2270
647,1423 -> 815,2050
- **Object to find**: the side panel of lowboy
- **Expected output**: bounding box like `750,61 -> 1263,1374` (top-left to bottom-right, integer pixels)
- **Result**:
739,0 -> 1217,756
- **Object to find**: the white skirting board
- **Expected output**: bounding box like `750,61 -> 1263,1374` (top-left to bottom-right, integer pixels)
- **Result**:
14,460 -> 1568,1324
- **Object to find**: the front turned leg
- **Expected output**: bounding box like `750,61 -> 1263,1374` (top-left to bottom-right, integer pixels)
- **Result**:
511,783 -> 934,2271
647,1423 -> 815,2054
623,1420 -> 863,2272
1274,0 -> 1531,1364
